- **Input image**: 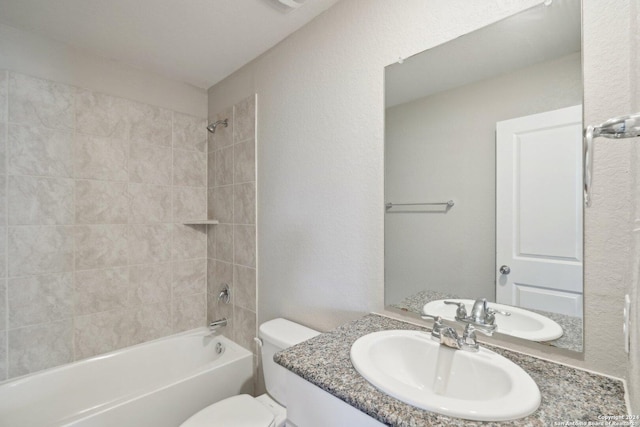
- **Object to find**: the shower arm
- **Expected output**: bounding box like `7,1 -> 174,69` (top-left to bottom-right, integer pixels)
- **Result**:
584,112 -> 640,207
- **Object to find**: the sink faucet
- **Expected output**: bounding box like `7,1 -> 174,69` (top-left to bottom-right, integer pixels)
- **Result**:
421,314 -> 493,352
444,298 -> 510,333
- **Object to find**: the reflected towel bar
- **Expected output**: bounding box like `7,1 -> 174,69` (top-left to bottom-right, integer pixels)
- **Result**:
385,200 -> 455,209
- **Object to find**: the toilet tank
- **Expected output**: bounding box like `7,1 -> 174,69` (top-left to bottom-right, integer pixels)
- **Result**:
259,318 -> 320,407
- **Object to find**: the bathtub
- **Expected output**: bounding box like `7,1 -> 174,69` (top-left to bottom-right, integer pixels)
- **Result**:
0,328 -> 253,427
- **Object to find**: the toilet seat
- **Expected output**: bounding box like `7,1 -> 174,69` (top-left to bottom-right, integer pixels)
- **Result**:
180,394 -> 275,427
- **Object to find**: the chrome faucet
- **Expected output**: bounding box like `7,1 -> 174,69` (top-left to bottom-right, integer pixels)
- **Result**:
209,318 -> 228,333
421,314 -> 493,352
444,298 -> 510,333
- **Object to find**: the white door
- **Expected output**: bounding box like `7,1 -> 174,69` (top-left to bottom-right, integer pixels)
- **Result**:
496,105 -> 583,317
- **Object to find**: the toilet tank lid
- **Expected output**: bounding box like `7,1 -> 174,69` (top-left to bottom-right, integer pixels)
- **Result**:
259,318 -> 320,349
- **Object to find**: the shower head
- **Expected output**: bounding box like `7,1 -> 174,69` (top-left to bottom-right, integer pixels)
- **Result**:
207,119 -> 228,134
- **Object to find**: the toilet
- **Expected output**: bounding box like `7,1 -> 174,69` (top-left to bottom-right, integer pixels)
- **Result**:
180,318 -> 320,427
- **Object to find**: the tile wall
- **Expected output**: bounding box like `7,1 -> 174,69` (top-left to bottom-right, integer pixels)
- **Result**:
0,70 -> 209,380
206,95 -> 257,358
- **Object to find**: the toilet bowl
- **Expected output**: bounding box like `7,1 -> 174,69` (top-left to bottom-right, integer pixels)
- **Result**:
180,318 -> 319,427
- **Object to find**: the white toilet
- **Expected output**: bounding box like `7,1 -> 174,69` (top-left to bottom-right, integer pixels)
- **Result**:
181,318 -> 320,427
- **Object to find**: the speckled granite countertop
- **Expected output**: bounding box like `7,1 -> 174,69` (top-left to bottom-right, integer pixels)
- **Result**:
391,290 -> 584,352
274,314 -> 627,427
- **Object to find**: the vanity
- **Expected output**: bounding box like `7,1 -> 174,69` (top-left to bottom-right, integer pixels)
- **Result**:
275,314 -> 628,427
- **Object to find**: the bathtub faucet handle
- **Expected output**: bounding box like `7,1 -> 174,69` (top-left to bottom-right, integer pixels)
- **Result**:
209,318 -> 228,333
217,284 -> 231,304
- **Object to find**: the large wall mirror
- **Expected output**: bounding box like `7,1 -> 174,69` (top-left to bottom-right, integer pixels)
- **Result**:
384,0 -> 583,353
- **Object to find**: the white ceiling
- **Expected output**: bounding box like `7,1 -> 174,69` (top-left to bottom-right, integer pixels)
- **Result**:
0,0 -> 341,89
385,0 -> 581,108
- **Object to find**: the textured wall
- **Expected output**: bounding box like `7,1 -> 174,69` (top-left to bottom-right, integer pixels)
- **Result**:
628,0 -> 640,415
0,70 -> 209,380
206,0 -> 635,381
0,24 -> 206,118
385,53 -> 582,305
206,95 -> 258,357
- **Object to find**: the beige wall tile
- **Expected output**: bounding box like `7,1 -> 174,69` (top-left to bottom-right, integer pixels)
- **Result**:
173,259 -> 206,297
74,134 -> 128,181
208,186 -> 233,224
208,107 -> 233,152
0,71 -> 6,123
131,302 -> 172,344
234,225 -> 256,268
0,333 -> 6,381
173,224 -> 207,260
234,182 -> 255,225
74,308 -> 133,360
129,101 -> 172,147
0,175 -> 5,225
207,259 -> 233,296
174,149 -> 207,187
173,112 -> 207,153
214,224 -> 233,263
129,142 -> 172,185
75,180 -> 128,224
234,265 -> 256,312
8,273 -> 73,328
207,151 -> 215,188
128,224 -> 172,265
172,293 -> 206,333
0,228 -> 5,278
233,95 -> 255,144
74,267 -> 130,316
76,89 -> 131,139
8,226 -> 74,276
234,138 -> 255,184
0,122 -> 6,175
8,73 -> 74,131
128,183 -> 172,224
8,124 -> 73,177
75,225 -> 128,270
129,263 -> 172,305
8,176 -> 74,225
233,306 -> 256,354
214,146 -> 233,186
8,320 -> 73,377
207,225 -> 216,260
0,279 -> 6,331
173,186 -> 206,222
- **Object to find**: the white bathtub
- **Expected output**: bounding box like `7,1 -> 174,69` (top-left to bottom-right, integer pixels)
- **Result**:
0,328 -> 253,427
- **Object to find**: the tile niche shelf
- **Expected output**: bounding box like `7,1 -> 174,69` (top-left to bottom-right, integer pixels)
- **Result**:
182,219 -> 220,225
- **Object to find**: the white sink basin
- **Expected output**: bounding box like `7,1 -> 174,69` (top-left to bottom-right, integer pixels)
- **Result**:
350,330 -> 540,421
423,299 -> 563,342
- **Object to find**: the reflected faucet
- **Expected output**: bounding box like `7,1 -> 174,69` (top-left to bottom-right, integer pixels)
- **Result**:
443,298 -> 510,333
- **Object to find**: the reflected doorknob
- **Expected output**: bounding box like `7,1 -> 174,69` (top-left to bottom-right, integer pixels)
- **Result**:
499,265 -> 511,275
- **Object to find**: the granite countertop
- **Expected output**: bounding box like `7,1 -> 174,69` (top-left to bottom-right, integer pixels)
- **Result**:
391,290 -> 584,352
274,314 -> 627,427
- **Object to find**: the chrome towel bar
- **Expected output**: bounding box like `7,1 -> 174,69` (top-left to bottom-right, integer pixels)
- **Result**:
385,200 -> 455,209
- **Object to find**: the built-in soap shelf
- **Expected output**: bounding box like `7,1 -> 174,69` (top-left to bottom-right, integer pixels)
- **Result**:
182,219 -> 220,225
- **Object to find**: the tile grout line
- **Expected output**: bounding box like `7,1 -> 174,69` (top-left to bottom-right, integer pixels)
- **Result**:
4,70 -> 10,380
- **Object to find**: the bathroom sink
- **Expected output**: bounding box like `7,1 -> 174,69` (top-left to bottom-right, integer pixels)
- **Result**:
423,299 -> 563,342
350,330 -> 540,421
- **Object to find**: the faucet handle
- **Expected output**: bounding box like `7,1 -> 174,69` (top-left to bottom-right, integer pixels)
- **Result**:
444,301 -> 468,320
461,324 -> 480,352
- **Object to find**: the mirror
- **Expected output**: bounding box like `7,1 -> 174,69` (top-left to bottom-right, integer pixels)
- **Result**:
384,0 -> 583,352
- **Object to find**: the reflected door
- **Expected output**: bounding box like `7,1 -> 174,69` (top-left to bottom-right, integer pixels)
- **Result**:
496,105 -> 583,317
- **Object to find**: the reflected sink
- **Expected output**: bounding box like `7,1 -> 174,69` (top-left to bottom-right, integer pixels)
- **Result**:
350,330 -> 540,421
423,299 -> 563,342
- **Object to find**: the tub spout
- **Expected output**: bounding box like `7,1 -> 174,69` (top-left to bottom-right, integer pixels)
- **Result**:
209,318 -> 228,332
